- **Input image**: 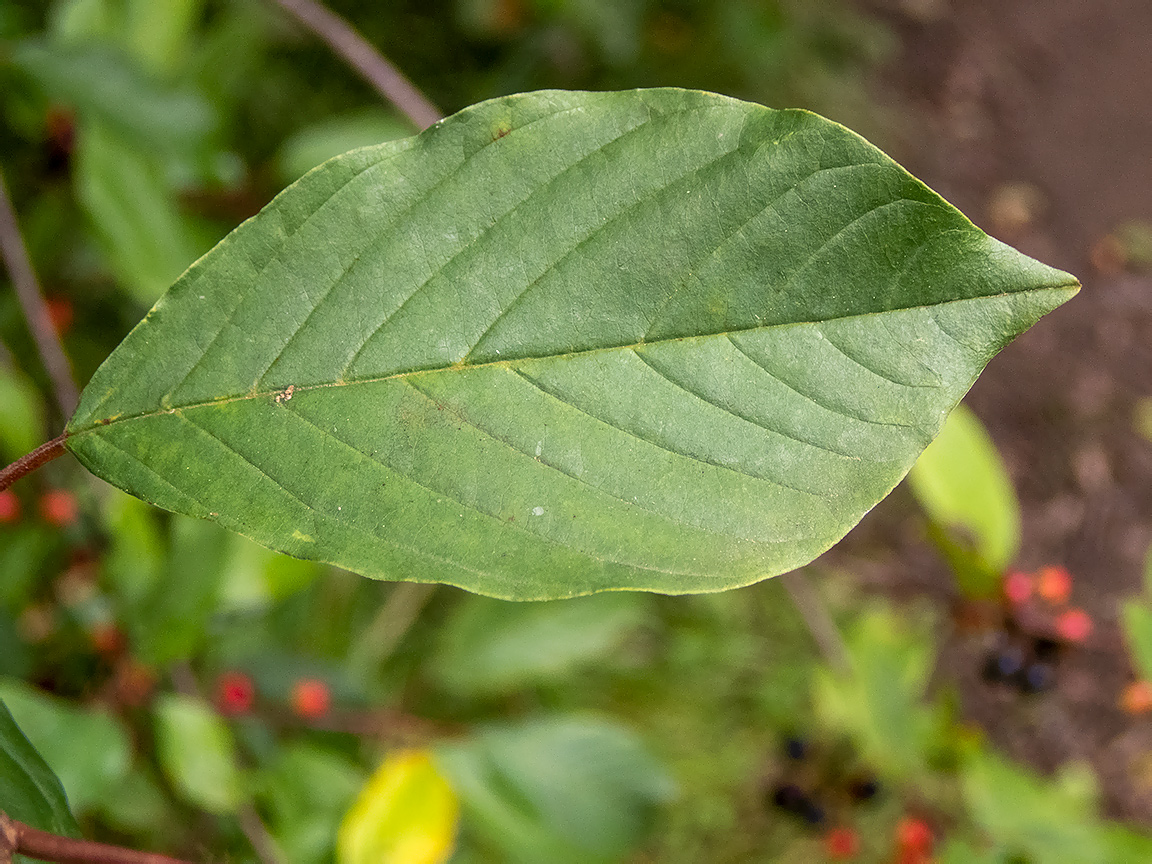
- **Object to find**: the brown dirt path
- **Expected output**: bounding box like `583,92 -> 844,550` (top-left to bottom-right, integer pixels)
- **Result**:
839,0 -> 1152,822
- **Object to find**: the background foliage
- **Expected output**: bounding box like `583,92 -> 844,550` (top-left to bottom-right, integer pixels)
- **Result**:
2,1 -> 1151,863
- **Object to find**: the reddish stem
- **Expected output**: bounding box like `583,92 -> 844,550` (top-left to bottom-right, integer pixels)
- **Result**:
270,0 -> 443,130
0,813 -> 195,864
0,169 -> 79,417
0,433 -> 68,492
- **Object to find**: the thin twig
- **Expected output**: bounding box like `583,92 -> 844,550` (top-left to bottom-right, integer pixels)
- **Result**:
0,170 -> 79,417
349,582 -> 437,675
270,0 -> 443,129
778,570 -> 851,675
236,805 -> 284,864
0,813 -> 194,864
0,432 -> 68,492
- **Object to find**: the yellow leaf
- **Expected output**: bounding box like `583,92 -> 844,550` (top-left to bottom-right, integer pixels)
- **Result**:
337,749 -> 458,864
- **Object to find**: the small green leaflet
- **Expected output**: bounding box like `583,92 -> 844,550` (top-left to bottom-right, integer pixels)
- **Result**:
64,89 -> 1077,600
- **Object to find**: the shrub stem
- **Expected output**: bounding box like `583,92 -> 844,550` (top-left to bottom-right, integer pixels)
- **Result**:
0,813 -> 195,864
269,0 -> 443,129
0,170 -> 79,417
0,433 -> 68,492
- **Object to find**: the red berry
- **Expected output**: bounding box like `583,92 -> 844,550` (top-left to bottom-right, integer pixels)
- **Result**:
896,817 -> 933,855
824,826 -> 859,859
291,678 -> 330,719
89,622 -> 125,656
1002,570 -> 1032,605
0,490 -> 20,523
1121,681 -> 1152,715
114,658 -> 157,707
1036,565 -> 1073,605
39,490 -> 78,527
216,671 -> 255,715
1056,608 -> 1093,643
45,297 -> 74,335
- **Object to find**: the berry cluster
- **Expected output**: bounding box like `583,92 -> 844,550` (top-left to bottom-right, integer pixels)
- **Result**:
768,736 -> 939,861
0,488 -> 80,528
768,736 -> 881,827
983,565 -> 1092,694
213,671 -> 331,720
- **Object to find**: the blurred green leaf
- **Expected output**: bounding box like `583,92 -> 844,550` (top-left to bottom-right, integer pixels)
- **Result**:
962,750 -> 1108,864
437,716 -> 674,863
1102,823 -> 1152,863
257,743 -> 365,864
134,515 -> 228,666
0,697 -> 80,840
813,606 -> 937,779
124,0 -> 204,75
1122,601 -> 1152,682
0,613 -> 31,678
1134,398 -> 1152,445
97,766 -> 176,835
101,487 -> 165,609
217,533 -> 323,614
338,749 -> 459,864
153,693 -> 244,814
50,0 -> 117,43
908,403 -> 1021,586
0,678 -> 131,814
74,122 -> 201,306
277,110 -> 415,185
10,39 -> 216,154
0,363 -> 45,462
431,593 -> 647,697
0,524 -> 59,610
936,838 -> 1005,864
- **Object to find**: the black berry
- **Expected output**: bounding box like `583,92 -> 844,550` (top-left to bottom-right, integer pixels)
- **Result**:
1020,662 -> 1056,692
982,645 -> 1025,682
848,776 -> 880,802
784,736 -> 809,761
771,783 -> 806,812
800,798 -> 826,825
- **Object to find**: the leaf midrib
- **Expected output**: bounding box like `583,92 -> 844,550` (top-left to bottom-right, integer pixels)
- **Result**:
68,285 -> 1074,439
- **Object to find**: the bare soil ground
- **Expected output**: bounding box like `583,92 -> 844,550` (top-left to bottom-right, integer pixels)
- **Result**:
836,0 -> 1152,823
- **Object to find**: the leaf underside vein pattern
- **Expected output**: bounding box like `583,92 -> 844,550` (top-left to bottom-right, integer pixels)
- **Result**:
270,106 -> 668,386
724,335 -> 919,431
400,374 -> 800,544
628,347 -> 875,461
276,400 -> 720,579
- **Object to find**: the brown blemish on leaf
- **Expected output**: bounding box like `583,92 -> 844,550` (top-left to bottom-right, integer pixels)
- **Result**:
274,384 -> 295,404
492,121 -> 512,141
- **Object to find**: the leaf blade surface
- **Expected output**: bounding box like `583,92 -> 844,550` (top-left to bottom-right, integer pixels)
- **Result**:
65,89 -> 1078,599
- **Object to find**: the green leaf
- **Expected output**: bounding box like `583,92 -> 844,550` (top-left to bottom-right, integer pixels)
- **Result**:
431,593 -> 647,697
0,698 -> 80,839
0,363 -> 45,463
216,532 -> 322,613
256,744 -> 365,864
100,487 -> 165,607
153,693 -> 244,814
64,89 -> 1078,599
907,403 -> 1021,583
1121,601 -> 1152,682
961,751 -> 1108,864
134,515 -> 229,665
812,606 -> 937,778
278,110 -> 415,185
75,122 -> 201,306
10,39 -> 216,154
0,678 -> 131,814
436,716 -> 674,863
